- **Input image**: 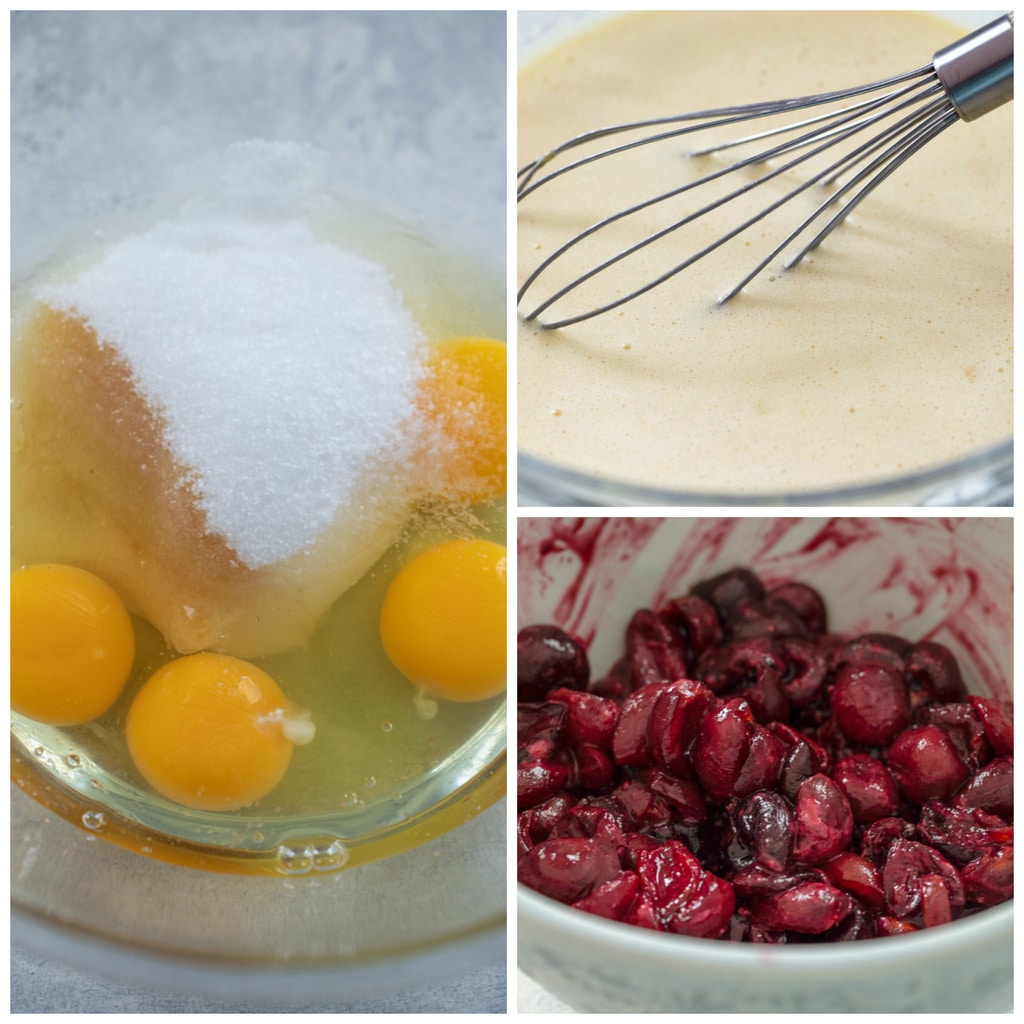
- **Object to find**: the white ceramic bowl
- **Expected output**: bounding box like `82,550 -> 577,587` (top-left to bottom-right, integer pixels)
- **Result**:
517,517 -> 1013,1012
11,10 -> 506,1004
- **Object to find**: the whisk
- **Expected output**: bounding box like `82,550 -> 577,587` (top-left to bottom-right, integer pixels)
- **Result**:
518,14 -> 1013,329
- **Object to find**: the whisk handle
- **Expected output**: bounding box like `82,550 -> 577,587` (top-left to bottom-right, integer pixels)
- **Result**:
933,13 -> 1013,121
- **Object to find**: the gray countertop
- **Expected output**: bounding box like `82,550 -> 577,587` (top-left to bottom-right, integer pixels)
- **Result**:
517,969 -> 572,1014
12,945 -> 506,1014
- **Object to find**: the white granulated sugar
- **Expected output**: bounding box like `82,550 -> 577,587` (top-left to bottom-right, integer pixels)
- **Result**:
36,209 -> 424,569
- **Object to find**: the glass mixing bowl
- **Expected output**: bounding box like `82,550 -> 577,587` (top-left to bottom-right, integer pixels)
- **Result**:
11,10 -> 506,1001
516,11 -> 1012,507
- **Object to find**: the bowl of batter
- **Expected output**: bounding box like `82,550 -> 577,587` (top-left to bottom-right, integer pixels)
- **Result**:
517,11 -> 1012,506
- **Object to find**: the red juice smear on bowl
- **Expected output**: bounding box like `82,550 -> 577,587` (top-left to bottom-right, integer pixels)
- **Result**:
518,518 -> 1011,701
519,518 -> 664,645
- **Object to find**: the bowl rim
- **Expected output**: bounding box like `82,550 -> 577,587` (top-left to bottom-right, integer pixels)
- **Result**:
518,437 -> 1013,507
516,8 -> 1013,509
518,883 -> 1013,968
11,720 -> 507,876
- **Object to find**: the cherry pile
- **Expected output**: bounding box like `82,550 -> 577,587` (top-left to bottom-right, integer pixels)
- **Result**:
517,568 -> 1013,942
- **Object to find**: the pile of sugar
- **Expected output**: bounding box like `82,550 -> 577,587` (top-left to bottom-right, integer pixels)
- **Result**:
35,207 -> 425,569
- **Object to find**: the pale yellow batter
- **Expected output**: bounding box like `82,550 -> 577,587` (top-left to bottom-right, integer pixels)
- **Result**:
517,11 -> 1012,496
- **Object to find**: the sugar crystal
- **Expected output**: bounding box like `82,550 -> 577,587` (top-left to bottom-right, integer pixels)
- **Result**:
35,191 -> 424,569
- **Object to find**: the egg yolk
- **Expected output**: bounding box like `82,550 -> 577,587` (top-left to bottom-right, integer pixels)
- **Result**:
380,538 -> 507,702
126,653 -> 314,812
417,336 -> 506,504
11,563 -> 136,726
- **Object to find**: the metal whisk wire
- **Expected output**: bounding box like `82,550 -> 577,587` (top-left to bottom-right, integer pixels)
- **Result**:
518,14 -> 1013,329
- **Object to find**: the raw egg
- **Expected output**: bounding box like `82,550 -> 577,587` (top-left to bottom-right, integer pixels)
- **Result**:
417,336 -> 506,504
380,538 -> 507,702
126,652 -> 314,811
11,563 -> 135,726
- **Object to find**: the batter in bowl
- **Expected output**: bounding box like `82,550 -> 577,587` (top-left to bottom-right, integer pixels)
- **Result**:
517,11 -> 1012,497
